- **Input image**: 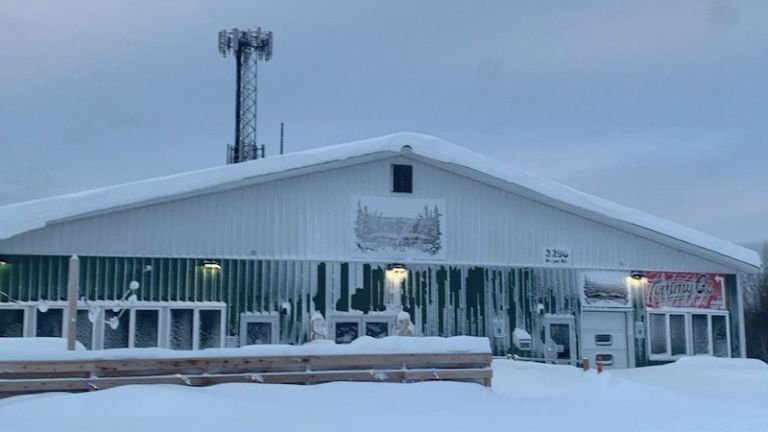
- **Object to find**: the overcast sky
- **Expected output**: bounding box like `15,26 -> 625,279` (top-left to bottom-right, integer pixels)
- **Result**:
1,1 -> 766,244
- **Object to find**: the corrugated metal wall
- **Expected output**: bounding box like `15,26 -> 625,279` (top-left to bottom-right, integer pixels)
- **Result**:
0,254 -> 584,354
0,155 -> 738,273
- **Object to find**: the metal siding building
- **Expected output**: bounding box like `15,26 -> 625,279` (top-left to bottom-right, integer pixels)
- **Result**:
0,133 -> 760,367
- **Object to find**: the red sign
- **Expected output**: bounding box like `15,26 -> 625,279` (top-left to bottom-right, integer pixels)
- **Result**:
644,272 -> 726,310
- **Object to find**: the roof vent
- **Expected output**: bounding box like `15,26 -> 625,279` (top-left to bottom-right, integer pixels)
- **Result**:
400,145 -> 413,153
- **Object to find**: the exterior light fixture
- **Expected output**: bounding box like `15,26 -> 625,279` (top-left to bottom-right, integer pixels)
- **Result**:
386,263 -> 408,276
0,259 -> 7,266
203,260 -> 222,270
630,271 -> 645,281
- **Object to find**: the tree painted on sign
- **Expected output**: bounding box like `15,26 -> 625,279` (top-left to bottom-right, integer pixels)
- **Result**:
354,201 -> 443,256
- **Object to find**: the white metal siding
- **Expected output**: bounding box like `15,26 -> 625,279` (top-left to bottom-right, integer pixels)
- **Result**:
0,156 -> 737,273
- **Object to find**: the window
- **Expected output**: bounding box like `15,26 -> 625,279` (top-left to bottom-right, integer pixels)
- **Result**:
542,315 -> 576,363
76,310 -> 93,349
335,322 -> 360,343
594,334 -> 613,346
366,322 -> 389,338
104,310 -> 130,349
647,312 -> 730,360
391,164 -> 413,193
239,313 -> 278,346
170,309 -> 194,350
0,308 -> 25,337
169,307 -> 225,350
595,354 -> 614,366
198,309 -> 222,349
692,314 -> 709,355
133,309 -> 160,348
669,314 -> 686,356
328,313 -> 397,344
36,308 -> 63,338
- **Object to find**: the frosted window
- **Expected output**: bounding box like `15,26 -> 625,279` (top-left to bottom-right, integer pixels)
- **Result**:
135,310 -> 159,348
365,322 -> 389,338
170,309 -> 193,350
595,354 -> 614,365
104,310 -> 129,349
712,315 -> 729,357
670,315 -> 687,356
36,309 -> 63,337
0,309 -> 24,337
549,323 -> 571,360
246,322 -> 273,345
199,310 -> 222,349
76,310 -> 92,349
649,314 -> 667,355
595,334 -> 613,346
692,314 -> 709,355
335,322 -> 359,344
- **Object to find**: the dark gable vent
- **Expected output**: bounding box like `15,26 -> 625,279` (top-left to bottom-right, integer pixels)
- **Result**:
391,164 -> 413,193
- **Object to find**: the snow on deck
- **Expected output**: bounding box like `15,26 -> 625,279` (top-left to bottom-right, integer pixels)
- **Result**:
1,356 -> 766,431
0,132 -> 759,269
0,335 -> 491,361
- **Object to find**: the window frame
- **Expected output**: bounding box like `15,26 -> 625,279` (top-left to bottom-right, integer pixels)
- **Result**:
391,164 -> 413,194
646,310 -> 730,361
130,307 -> 163,349
34,307 -> 65,338
0,304 -> 31,338
239,312 -> 279,346
328,312 -> 398,344
362,313 -> 397,339
167,304 -> 227,351
542,314 -> 577,364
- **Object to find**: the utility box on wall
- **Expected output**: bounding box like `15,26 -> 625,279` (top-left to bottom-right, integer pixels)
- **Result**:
513,328 -> 532,351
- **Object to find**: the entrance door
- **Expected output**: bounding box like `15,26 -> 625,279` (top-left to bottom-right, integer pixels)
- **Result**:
542,315 -> 576,364
581,311 -> 629,369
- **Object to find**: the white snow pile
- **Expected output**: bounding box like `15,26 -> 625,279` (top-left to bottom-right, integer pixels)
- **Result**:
0,132 -> 758,268
1,355 -> 767,431
0,335 -> 490,361
0,337 -> 86,356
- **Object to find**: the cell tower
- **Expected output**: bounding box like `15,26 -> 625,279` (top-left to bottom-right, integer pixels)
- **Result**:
218,27 -> 273,164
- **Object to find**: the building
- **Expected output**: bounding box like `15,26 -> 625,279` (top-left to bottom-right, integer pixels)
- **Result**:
0,133 -> 760,367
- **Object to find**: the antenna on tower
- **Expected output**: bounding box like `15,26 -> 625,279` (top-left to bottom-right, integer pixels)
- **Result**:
219,27 -> 273,164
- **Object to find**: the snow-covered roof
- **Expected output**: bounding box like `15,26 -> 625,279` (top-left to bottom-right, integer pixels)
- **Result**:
0,132 -> 760,269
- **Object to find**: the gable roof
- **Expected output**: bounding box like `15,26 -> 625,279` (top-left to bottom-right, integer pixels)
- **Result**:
0,132 -> 760,270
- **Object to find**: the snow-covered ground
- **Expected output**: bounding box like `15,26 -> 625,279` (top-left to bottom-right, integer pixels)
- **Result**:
1,353 -> 766,431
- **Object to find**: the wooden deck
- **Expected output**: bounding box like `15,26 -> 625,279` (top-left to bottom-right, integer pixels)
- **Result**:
0,352 -> 492,396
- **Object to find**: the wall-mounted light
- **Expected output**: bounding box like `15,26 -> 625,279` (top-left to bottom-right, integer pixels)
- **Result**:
0,258 -> 8,266
386,263 -> 408,277
630,271 -> 645,281
202,260 -> 222,270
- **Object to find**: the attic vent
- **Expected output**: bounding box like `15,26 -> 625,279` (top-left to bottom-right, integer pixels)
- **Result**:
391,164 -> 413,193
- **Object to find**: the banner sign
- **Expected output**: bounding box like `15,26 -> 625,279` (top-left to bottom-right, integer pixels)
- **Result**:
643,272 -> 726,310
582,271 -> 630,307
352,196 -> 445,260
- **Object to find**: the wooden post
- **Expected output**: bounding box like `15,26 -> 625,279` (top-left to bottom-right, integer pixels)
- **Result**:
66,255 -> 80,351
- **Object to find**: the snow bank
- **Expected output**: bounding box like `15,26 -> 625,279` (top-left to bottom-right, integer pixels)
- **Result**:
0,337 -> 86,356
2,357 -> 767,432
0,132 -> 758,268
0,335 -> 490,361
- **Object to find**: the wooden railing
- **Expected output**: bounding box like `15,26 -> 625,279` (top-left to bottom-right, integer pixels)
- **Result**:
0,352 -> 492,396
